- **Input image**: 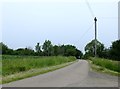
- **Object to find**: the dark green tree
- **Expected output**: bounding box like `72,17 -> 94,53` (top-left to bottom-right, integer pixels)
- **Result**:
53,45 -> 60,56
24,47 -> 34,55
52,44 -> 83,58
109,40 -> 120,61
75,49 -> 83,59
42,40 -> 53,56
64,45 -> 77,56
59,45 -> 65,56
15,47 -> 34,55
0,42 -> 2,54
0,42 -> 9,54
35,43 -> 42,56
85,40 -> 105,58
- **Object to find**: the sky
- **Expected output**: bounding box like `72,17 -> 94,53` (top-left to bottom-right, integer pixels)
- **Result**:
0,0 -> 119,53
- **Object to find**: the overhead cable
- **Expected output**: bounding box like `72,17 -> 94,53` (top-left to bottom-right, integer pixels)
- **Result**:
85,0 -> 95,18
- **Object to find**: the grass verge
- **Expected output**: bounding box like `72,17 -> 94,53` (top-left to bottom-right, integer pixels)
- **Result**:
89,57 -> 120,76
1,55 -> 77,84
2,55 -> 76,76
2,61 -> 76,84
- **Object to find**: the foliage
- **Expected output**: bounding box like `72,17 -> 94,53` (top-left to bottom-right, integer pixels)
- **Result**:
64,45 -> 77,56
52,45 -> 83,58
84,40 -> 120,61
0,40 -> 83,58
0,42 -> 14,55
35,43 -> 42,56
42,40 -> 53,56
35,43 -> 41,53
84,40 -> 105,58
0,42 -> 8,54
109,40 -> 120,61
53,45 -> 60,56
75,49 -> 83,59
14,48 -> 35,56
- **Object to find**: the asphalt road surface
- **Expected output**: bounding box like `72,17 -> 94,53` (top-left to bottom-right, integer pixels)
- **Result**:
3,60 -> 118,87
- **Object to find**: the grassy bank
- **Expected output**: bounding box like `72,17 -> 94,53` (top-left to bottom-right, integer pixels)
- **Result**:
0,56 -> 1,84
1,55 -> 76,83
89,57 -> 120,76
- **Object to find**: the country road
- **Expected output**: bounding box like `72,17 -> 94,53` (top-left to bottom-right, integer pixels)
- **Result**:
3,60 -> 118,87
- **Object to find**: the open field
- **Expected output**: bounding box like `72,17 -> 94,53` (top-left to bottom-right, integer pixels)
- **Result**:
89,57 -> 120,75
1,55 -> 76,83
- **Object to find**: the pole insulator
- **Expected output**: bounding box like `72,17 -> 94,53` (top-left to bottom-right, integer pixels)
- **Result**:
94,17 -> 97,21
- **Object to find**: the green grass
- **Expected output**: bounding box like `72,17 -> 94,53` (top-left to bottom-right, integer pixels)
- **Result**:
2,61 -> 76,84
0,55 -> 1,84
1,55 -> 76,83
2,55 -> 76,76
89,57 -> 120,75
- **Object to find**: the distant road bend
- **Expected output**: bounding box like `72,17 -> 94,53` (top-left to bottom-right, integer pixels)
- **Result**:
3,60 -> 118,87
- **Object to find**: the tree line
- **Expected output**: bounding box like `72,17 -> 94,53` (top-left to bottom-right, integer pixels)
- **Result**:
0,39 -> 120,61
84,39 -> 120,61
0,40 -> 83,59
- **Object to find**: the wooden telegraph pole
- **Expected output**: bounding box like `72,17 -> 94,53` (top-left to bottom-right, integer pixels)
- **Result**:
94,17 -> 97,57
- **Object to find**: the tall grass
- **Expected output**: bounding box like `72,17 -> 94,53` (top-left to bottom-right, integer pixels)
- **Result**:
0,56 -> 1,75
90,57 -> 120,72
2,55 -> 76,76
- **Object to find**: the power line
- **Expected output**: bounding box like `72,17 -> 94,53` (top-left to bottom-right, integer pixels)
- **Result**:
79,23 -> 94,42
85,0 -> 98,57
85,0 -> 95,18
